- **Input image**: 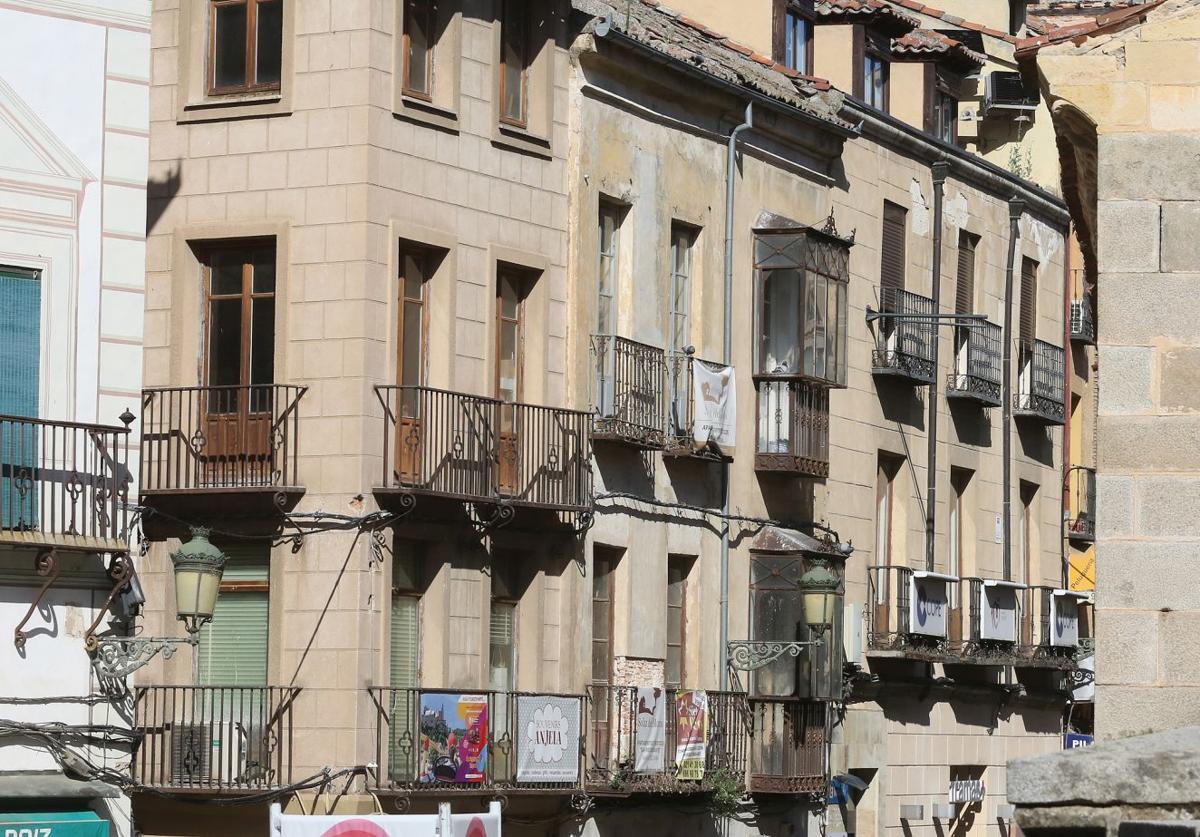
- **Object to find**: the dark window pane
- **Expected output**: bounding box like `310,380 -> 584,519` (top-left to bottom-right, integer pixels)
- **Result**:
761,269 -> 802,374
403,253 -> 426,300
211,256 -> 244,295
213,3 -> 248,89
501,1 -> 526,122
250,297 -> 275,387
404,0 -> 432,94
401,300 -> 423,387
256,0 -> 283,86
252,249 -> 275,293
208,298 -> 243,390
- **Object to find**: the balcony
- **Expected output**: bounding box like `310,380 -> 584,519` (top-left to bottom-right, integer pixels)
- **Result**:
1070,298 -> 1095,345
586,686 -> 748,795
867,566 -> 958,661
132,685 -> 302,792
747,698 -> 826,794
754,379 -> 829,478
665,351 -> 729,461
948,577 -> 1025,664
1067,466 -> 1096,543
0,414 -> 131,553
1015,340 -> 1066,425
945,320 -> 1002,408
1016,586 -> 1086,669
871,288 -> 936,385
591,334 -> 666,449
374,386 -> 593,518
140,385 -> 307,520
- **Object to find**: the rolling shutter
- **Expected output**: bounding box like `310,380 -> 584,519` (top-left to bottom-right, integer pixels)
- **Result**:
198,543 -> 269,686
390,596 -> 419,688
956,233 -> 977,315
880,202 -> 906,295
1020,257 -> 1038,346
0,270 -> 40,418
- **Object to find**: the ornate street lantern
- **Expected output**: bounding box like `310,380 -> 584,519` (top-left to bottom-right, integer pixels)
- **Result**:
800,557 -> 841,630
171,527 -> 227,634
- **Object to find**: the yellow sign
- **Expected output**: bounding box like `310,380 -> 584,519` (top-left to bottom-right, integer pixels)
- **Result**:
1068,546 -> 1095,592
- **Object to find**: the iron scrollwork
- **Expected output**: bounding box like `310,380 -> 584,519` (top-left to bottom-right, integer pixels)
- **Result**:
14,550 -> 59,650
89,635 -> 197,680
726,639 -> 822,671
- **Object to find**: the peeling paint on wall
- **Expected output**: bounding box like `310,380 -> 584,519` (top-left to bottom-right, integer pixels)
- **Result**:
944,190 -> 970,231
1020,215 -> 1063,266
909,179 -> 930,236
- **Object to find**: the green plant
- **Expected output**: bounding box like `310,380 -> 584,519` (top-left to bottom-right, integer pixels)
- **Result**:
608,768 -> 625,791
708,769 -> 743,819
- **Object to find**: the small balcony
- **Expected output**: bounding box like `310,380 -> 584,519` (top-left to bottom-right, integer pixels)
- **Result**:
665,351 -> 730,461
747,698 -> 827,794
1067,466 -> 1096,543
1015,340 -> 1066,425
945,320 -> 1002,408
590,334 -> 666,449
1016,586 -> 1086,669
132,685 -> 302,792
867,566 -> 958,660
374,386 -> 593,517
948,577 -> 1025,664
140,385 -> 307,520
0,414 -> 131,553
754,379 -> 830,478
1070,298 -> 1095,345
871,288 -> 937,385
586,686 -> 748,795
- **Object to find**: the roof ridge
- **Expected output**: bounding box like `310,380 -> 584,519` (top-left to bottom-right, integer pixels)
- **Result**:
888,0 -> 1021,43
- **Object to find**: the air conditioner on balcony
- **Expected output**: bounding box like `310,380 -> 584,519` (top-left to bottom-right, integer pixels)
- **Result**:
983,71 -> 1039,117
169,721 -> 251,784
169,723 -> 215,784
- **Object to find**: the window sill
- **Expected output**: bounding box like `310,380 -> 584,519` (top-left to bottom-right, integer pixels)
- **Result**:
491,122 -> 552,159
395,97 -> 460,133
179,91 -> 291,124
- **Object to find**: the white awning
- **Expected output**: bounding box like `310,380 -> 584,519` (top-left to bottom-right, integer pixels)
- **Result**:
1052,588 -> 1090,599
983,578 -> 1028,590
912,571 -> 959,582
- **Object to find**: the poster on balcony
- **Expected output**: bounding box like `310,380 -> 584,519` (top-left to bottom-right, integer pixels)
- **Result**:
418,693 -> 488,784
633,687 -> 666,773
908,573 -> 950,638
979,582 -> 1020,642
270,800 -> 502,837
1051,591 -> 1081,647
515,695 -> 581,783
693,363 -> 736,452
675,690 -> 708,781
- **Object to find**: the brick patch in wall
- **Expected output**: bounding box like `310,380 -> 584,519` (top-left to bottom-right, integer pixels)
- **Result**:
613,656 -> 665,687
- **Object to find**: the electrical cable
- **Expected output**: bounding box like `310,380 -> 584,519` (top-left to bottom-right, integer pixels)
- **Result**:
594,490 -> 843,543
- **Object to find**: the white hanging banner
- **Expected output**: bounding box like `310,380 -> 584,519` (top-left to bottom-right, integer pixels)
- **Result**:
633,687 -> 666,773
516,695 -> 581,784
269,801 -> 501,837
692,363 -> 736,450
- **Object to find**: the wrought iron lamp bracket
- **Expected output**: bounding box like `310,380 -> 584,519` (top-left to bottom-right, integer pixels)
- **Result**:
89,634 -> 198,681
726,639 -> 823,671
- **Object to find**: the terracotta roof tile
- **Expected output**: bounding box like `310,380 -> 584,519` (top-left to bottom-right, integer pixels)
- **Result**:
1015,0 -> 1165,53
892,27 -> 987,66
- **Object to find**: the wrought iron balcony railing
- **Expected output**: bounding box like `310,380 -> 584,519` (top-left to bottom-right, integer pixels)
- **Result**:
1070,298 -> 1095,345
665,351 -> 729,461
140,385 -> 306,495
1015,339 -> 1066,425
947,577 -> 1025,663
867,565 -> 957,660
1016,586 -> 1084,669
945,319 -> 1002,407
747,698 -> 826,794
591,334 -> 667,449
375,386 -> 593,514
0,414 -> 131,552
1068,466 -> 1096,543
871,287 -> 937,384
754,379 -> 829,478
132,685 -> 301,791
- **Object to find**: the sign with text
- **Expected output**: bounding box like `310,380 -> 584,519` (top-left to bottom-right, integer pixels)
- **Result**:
270,801 -> 501,837
909,574 -> 950,638
979,583 -> 1020,643
1064,733 -> 1094,749
675,690 -> 708,780
634,687 -> 666,773
418,693 -> 488,784
516,695 -> 581,784
693,363 -> 736,450
1050,591 -> 1081,647
948,779 -> 985,804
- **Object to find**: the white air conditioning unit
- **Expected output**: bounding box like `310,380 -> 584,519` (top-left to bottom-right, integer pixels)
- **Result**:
170,721 -> 250,785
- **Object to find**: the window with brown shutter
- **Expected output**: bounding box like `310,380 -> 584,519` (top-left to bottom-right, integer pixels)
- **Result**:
956,232 -> 978,315
1020,257 -> 1038,346
880,202 -> 907,298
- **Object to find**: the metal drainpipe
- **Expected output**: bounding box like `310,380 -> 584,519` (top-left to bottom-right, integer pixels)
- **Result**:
720,101 -> 753,692
1061,243 -> 1073,589
1002,197 -> 1025,581
925,161 -> 949,572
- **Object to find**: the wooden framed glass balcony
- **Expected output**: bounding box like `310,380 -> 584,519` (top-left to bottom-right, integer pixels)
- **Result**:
754,379 -> 829,478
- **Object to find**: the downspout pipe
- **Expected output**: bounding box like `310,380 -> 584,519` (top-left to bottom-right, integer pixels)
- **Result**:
1003,198 -> 1026,581
1061,244 -> 1073,590
925,161 -> 949,572
720,101 -> 753,692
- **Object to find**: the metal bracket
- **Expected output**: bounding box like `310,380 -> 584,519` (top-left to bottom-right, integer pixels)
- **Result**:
82,553 -> 134,651
14,549 -> 59,650
726,639 -> 823,671
89,634 -> 197,681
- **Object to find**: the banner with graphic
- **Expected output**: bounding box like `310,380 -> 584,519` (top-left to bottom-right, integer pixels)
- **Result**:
419,693 -> 488,784
516,695 -> 581,783
633,687 -> 666,773
270,801 -> 502,837
979,582 -> 1020,642
908,574 -> 950,638
693,363 -> 736,449
1051,591 -> 1081,647
675,690 -> 708,780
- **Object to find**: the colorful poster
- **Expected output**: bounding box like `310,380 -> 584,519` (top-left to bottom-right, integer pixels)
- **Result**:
675,690 -> 708,780
269,800 -> 502,837
516,695 -> 581,783
633,687 -> 666,773
693,363 -> 736,449
419,693 -> 488,784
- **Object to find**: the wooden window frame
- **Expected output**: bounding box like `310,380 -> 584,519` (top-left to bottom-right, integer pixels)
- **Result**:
203,241 -> 276,391
499,0 -> 531,129
397,245 -> 431,390
955,231 -> 978,316
207,0 -> 283,97
1020,256 -> 1039,348
880,201 -> 907,296
495,266 -> 528,403
597,202 -> 622,335
401,0 -> 437,101
591,549 -> 617,688
668,222 -> 696,352
666,555 -> 691,690
774,0 -> 814,75
857,29 -> 890,112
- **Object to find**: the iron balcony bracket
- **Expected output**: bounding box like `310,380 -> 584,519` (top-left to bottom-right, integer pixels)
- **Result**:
13,549 -> 60,650
727,639 -> 824,671
89,634 -> 198,682
82,553 -> 134,650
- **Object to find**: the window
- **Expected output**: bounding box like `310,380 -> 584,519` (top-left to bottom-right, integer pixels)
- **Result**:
198,543 -> 269,685
863,53 -> 889,111
204,242 -> 276,397
949,468 -> 972,610
666,556 -> 691,689
0,269 -> 40,420
1020,257 -> 1039,347
489,591 -> 518,694
389,541 -> 422,781
934,89 -> 958,144
880,202 -> 906,296
750,555 -> 803,697
499,0 -> 529,126
669,224 -> 695,352
753,230 -> 850,386
496,268 -> 527,403
397,246 -> 430,407
875,455 -> 897,575
1008,0 -> 1026,35
402,0 -> 436,99
955,232 -> 977,316
1018,482 -> 1037,585
591,548 -> 617,687
597,203 -> 622,335
779,1 -> 813,75
208,0 -> 283,95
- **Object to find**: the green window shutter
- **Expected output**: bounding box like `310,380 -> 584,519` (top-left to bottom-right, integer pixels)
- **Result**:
488,601 -> 516,692
389,595 -> 419,688
388,595 -> 420,783
198,591 -> 268,686
219,542 -> 271,582
0,269 -> 40,418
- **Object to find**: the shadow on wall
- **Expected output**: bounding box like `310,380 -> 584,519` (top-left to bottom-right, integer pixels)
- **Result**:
949,400 -> 993,447
1016,421 -> 1054,468
146,161 -> 182,236
875,377 -> 926,430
